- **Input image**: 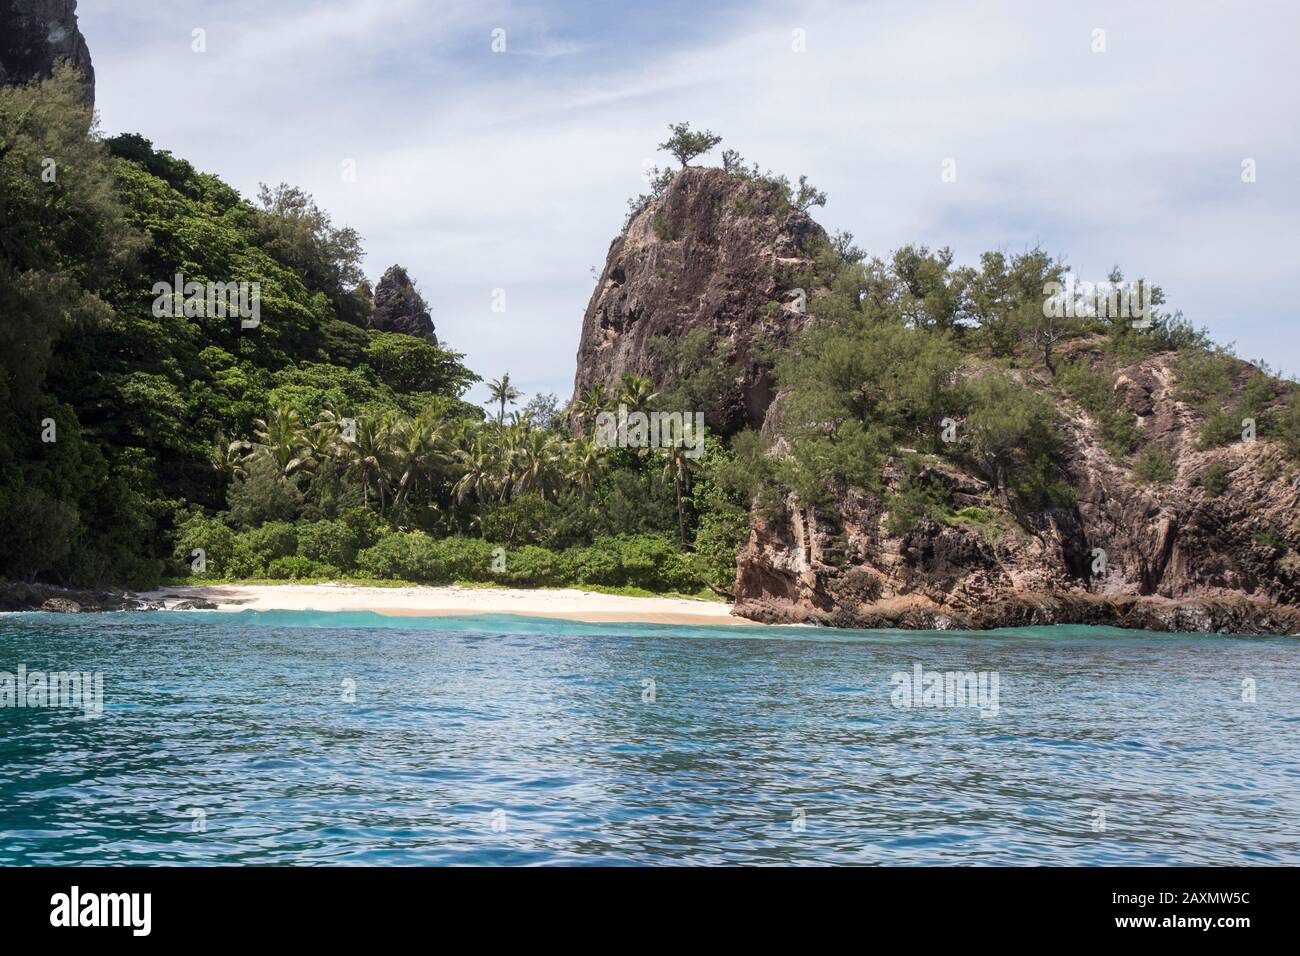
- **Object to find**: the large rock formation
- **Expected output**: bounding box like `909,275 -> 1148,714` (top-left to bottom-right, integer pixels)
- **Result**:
369,265 -> 437,343
0,0 -> 94,103
733,347 -> 1300,634
570,165 -> 1300,634
572,166 -> 824,433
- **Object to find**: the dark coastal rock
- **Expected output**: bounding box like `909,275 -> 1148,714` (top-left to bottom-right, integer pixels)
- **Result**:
0,581 -> 161,612
572,166 -> 826,434
0,0 -> 94,104
369,265 -> 437,343
170,599 -> 218,610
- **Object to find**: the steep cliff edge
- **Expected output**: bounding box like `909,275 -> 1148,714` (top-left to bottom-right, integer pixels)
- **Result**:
573,166 -> 824,433
0,0 -> 94,103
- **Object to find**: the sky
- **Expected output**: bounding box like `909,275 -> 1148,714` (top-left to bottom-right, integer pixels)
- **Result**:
77,0 -> 1300,413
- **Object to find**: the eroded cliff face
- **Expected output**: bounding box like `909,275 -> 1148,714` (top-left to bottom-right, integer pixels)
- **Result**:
572,166 -> 824,433
0,0 -> 94,103
733,348 -> 1300,634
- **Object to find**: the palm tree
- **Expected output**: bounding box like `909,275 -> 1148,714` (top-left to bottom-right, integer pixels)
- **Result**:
618,372 -> 660,415
392,411 -> 449,512
299,405 -> 346,475
491,421 -> 529,501
565,437 -> 604,495
252,405 -> 310,477
513,429 -> 562,498
341,413 -> 396,510
657,421 -> 700,546
575,382 -> 610,434
209,432 -> 252,480
487,373 -> 523,426
452,432 -> 499,520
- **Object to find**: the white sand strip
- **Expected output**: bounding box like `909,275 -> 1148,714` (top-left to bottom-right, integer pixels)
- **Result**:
142,583 -> 754,627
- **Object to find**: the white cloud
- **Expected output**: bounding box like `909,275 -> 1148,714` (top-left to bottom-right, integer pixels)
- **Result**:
79,0 -> 1300,415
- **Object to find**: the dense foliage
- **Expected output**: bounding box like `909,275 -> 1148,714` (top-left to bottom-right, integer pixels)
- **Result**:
4,87 -> 1297,596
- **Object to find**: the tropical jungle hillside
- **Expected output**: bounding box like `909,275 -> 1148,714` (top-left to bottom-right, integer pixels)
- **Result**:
0,71 -> 747,597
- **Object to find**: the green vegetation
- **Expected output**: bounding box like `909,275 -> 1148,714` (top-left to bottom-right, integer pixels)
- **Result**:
1133,447 -> 1178,485
1174,350 -> 1285,450
1197,461 -> 1230,499
5,89 -> 1298,600
658,122 -> 722,169
1056,358 -> 1142,458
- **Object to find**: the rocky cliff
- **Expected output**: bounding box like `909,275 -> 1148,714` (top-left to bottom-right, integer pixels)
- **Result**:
0,0 -> 94,103
573,166 -> 823,433
733,344 -> 1300,634
369,264 -> 437,343
571,165 -> 1300,634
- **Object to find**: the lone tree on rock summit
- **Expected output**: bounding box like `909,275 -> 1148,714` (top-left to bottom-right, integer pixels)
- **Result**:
658,122 -> 722,169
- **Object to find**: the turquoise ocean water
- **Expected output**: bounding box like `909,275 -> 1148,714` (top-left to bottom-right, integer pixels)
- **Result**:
0,610 -> 1296,865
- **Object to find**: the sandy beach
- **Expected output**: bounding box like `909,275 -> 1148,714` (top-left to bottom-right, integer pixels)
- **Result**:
143,583 -> 752,626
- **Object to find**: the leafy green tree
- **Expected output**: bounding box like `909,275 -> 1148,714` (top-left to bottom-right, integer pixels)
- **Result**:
521,392 -> 563,431
0,66 -> 140,411
363,331 -> 477,396
227,454 -> 305,529
254,181 -> 365,307
793,175 -> 827,212
963,373 -> 1062,506
658,122 -> 722,168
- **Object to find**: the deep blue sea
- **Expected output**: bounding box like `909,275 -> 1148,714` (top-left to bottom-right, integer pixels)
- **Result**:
0,610 -> 1296,865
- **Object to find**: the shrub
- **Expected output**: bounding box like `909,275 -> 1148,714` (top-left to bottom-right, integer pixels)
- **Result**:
602,534 -> 696,591
1198,410 -> 1242,449
561,545 -> 622,586
963,373 -> 1066,507
1057,359 -> 1141,457
1198,462 -> 1230,499
341,506 -> 387,551
885,475 -> 951,536
499,546 -> 564,586
237,521 -> 298,563
1133,446 -> 1177,484
689,509 -> 750,593
226,455 -> 304,529
356,531 -> 443,582
266,555 -> 319,580
226,538 -> 266,579
431,537 -> 497,581
1175,350 -> 1236,411
1274,391 -> 1300,462
173,511 -> 235,578
480,493 -> 553,546
296,519 -> 360,570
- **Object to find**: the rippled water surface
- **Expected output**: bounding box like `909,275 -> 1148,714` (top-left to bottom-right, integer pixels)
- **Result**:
1,610 -> 1296,865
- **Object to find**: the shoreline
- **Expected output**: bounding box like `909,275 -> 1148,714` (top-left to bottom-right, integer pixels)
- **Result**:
142,582 -> 753,627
